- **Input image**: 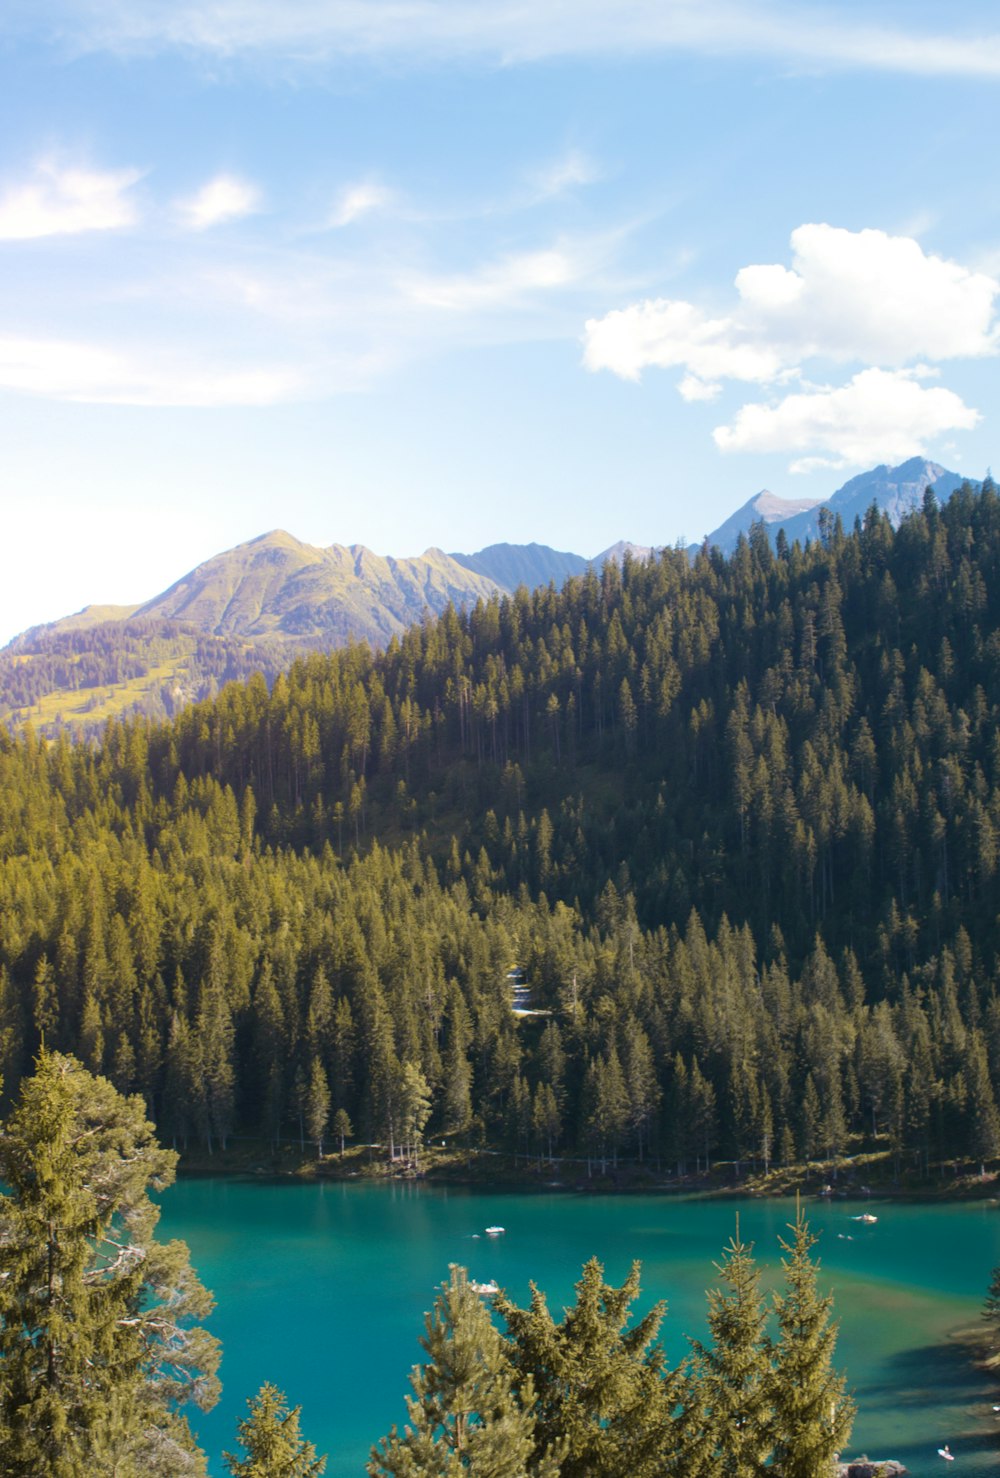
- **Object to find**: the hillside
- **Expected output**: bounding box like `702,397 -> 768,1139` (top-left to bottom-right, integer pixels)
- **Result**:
1,478 -> 1000,1182
0,458 -> 972,738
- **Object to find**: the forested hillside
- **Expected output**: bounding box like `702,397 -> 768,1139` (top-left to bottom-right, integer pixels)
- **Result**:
2,482 -> 1000,1173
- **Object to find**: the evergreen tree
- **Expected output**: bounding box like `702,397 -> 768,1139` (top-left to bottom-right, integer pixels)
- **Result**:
496,1258 -> 686,1478
305,1056 -> 331,1157
0,1051 -> 220,1477
224,1383 -> 326,1477
333,1106 -> 353,1156
369,1265 -> 559,1478
689,1220 -> 771,1478
767,1204 -> 854,1478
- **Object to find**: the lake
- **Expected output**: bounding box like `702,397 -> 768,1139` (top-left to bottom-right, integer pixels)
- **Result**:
157,1180 -> 1000,1477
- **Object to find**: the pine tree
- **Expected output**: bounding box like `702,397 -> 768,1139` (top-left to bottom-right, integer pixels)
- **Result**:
0,1051 -> 220,1477
496,1258 -> 686,1478
369,1265 -> 558,1478
767,1204 -> 854,1478
305,1056 -> 331,1157
689,1220 -> 771,1478
333,1106 -> 353,1156
224,1383 -> 326,1477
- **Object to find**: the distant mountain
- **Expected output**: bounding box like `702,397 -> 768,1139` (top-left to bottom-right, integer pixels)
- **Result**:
594,540 -> 656,565
761,458 -> 972,548
696,490 -> 825,557
450,542 -> 589,590
0,534 -> 595,736
129,530 -> 502,647
1,457 -> 982,736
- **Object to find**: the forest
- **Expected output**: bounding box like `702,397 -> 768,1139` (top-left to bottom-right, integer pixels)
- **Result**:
1,482 -> 1000,1172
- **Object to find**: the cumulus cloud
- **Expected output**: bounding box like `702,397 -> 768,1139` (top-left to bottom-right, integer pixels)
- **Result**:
0,159 -> 141,239
176,174 -> 261,230
585,224 -> 999,390
713,368 -> 980,468
329,182 -> 393,229
735,224 -> 999,364
583,298 -> 783,385
0,334 -> 298,405
584,224 -> 996,466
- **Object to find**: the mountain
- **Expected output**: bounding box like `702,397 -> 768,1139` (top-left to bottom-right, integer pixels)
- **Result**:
0,534 -> 590,736
130,531 -> 503,646
758,457 -> 971,548
593,539 -> 656,565
697,490 -> 825,557
0,458 -> 978,737
450,542 -> 589,589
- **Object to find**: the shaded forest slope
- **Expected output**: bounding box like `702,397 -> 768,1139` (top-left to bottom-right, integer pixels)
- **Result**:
1,483 -> 1000,1172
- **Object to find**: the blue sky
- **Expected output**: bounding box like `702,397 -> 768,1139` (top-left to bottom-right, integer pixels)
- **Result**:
1,1 -> 999,643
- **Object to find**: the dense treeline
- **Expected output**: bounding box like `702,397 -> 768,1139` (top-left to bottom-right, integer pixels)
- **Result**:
1,484 -> 1000,1169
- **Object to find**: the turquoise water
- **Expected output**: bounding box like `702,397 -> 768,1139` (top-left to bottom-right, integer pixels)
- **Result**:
157,1181 -> 1000,1477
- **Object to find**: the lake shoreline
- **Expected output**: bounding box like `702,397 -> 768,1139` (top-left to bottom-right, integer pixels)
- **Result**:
175,1138 -> 1000,1205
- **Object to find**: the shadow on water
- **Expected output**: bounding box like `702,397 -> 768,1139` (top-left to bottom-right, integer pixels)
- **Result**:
857,1338 -> 998,1470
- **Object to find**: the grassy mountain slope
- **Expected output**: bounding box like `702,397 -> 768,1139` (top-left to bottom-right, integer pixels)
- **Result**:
133,531 -> 503,642
0,534 -> 505,736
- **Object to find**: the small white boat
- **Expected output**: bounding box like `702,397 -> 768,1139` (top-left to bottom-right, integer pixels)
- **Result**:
470,1279 -> 499,1295
937,1447 -> 954,1461
851,1213 -> 877,1224
485,1225 -> 505,1237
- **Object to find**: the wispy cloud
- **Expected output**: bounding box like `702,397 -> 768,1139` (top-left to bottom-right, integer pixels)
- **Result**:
530,151 -> 599,200
20,1 -> 1000,79
176,174 -> 261,230
0,159 -> 141,240
0,212 -> 621,406
405,246 -> 585,311
0,334 -> 299,405
328,182 -> 393,229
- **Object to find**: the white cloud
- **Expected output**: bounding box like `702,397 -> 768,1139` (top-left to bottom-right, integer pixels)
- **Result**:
735,224 -> 999,364
584,224 -> 997,466
713,368 -> 980,467
176,174 -> 261,230
0,334 -> 299,405
329,182 -> 393,228
586,225 -> 999,390
678,374 -> 722,403
0,159 -> 141,239
583,297 -> 783,384
23,1 -> 1000,79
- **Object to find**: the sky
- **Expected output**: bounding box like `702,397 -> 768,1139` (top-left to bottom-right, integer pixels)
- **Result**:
1,1 -> 1000,644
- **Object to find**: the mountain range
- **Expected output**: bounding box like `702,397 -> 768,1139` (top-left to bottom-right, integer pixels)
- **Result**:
0,457 -> 978,735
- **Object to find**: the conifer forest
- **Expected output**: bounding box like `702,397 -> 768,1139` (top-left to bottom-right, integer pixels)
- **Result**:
2,486 -> 1000,1175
